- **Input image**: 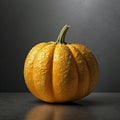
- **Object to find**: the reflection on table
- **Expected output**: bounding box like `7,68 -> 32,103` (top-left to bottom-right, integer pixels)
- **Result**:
25,103 -> 93,120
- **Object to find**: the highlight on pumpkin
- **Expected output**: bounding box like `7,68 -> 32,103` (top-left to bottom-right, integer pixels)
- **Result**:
24,25 -> 99,103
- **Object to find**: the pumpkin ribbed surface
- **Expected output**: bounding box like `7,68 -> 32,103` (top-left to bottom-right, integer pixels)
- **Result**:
24,25 -> 99,103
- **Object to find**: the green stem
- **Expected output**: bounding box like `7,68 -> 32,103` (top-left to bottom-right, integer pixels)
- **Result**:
56,24 -> 70,44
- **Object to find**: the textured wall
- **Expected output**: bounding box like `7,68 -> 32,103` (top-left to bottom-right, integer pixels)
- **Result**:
0,0 -> 120,92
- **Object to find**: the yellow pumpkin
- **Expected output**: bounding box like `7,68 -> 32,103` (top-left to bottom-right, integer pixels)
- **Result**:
24,25 -> 99,103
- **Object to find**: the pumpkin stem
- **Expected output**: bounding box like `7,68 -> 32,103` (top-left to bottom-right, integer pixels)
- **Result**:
56,24 -> 70,44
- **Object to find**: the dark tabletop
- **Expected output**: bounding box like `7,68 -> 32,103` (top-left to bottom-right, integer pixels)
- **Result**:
0,93 -> 120,120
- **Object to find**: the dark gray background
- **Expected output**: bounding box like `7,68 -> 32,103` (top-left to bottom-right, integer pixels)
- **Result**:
0,0 -> 120,92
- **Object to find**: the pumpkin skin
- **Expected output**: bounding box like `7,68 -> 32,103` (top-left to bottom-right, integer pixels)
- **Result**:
24,25 -> 99,103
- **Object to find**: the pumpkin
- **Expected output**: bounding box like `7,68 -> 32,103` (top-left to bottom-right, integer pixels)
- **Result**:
24,25 -> 99,103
